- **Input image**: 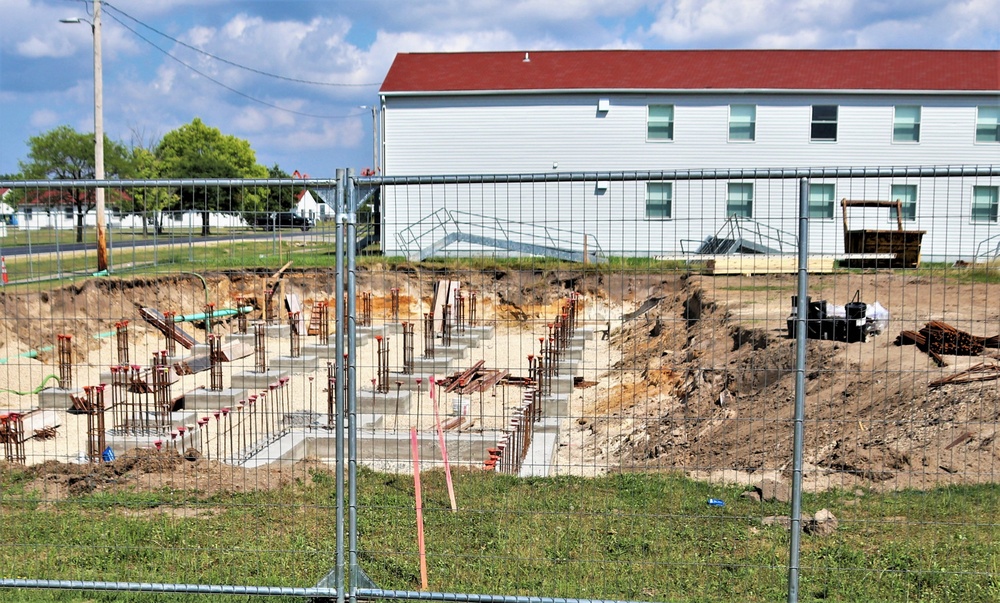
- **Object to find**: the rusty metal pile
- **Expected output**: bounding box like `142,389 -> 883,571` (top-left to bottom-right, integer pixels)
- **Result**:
896,320 -> 1000,367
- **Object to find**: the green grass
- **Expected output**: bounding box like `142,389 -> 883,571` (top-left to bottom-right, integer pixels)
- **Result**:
1,468 -> 999,602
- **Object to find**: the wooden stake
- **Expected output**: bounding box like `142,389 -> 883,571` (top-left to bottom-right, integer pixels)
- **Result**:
411,428 -> 429,590
430,376 -> 458,512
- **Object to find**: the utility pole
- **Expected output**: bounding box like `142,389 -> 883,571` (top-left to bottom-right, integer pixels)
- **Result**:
93,0 -> 107,272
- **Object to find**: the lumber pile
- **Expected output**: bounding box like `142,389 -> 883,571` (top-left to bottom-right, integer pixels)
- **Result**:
435,360 -> 510,395
895,320 -> 998,366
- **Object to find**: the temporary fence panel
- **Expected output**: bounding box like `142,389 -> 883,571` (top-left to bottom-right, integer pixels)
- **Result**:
0,167 -> 999,603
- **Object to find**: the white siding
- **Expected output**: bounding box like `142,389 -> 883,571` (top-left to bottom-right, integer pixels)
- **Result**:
381,91 -> 1000,261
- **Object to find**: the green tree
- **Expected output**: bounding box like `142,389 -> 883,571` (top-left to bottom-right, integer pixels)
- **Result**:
18,125 -> 133,242
156,118 -> 268,235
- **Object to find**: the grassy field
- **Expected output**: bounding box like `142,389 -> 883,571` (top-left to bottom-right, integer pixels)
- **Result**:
1,467 -> 999,603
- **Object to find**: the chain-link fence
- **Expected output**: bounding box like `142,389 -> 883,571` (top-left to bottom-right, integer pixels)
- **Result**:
1,167 -> 999,602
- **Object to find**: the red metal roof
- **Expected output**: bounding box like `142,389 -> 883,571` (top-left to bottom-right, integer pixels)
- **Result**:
380,50 -> 1000,94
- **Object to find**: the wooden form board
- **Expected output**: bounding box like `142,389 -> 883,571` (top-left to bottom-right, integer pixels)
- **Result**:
432,280 -> 460,334
704,255 -> 835,275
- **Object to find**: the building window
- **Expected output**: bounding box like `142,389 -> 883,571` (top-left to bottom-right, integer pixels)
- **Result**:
811,105 -> 838,141
976,106 -> 1000,143
727,183 -> 753,218
645,182 -> 672,219
890,184 -> 917,221
807,184 -> 835,219
972,186 -> 999,223
893,106 -> 921,142
647,105 -> 674,141
729,104 -> 756,141
64,206 -> 74,220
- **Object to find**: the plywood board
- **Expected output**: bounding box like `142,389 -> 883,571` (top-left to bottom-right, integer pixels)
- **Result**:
705,256 -> 835,275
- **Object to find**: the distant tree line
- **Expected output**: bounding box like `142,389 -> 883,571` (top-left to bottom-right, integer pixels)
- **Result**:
6,118 -> 302,239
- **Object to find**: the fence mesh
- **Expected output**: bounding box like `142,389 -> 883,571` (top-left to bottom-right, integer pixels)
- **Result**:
1,168 -> 999,602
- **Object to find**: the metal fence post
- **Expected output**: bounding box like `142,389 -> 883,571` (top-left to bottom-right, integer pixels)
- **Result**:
347,168 -> 360,603
788,177 -> 810,603
335,168 -> 346,603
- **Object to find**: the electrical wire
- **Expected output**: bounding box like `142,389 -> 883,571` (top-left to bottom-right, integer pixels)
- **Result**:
101,8 -> 368,120
104,3 -> 380,88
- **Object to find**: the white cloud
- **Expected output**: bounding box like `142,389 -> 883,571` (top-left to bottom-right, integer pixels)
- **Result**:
29,109 -> 60,128
16,35 -> 76,58
643,0 -> 1000,49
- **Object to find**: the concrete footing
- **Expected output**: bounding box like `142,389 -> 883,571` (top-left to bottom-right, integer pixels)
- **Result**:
230,369 -> 291,390
183,387 -> 249,410
37,387 -> 85,410
268,355 -> 320,373
357,388 -> 412,415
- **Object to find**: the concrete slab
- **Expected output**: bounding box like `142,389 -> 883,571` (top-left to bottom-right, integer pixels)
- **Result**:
386,372 -> 436,392
183,388 -> 249,410
422,345 -> 467,361
230,369 -> 291,390
357,388 -> 412,415
263,324 -> 292,338
268,355 -> 320,373
301,343 -> 340,358
410,357 -> 456,374
519,418 -> 560,477
441,332 -> 482,348
465,325 -> 495,340
104,411 -> 203,454
36,387 -> 85,410
539,394 -> 570,418
228,332 -> 257,346
304,428 -> 500,469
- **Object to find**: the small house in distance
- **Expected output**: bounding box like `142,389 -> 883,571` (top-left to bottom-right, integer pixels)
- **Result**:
377,50 -> 1000,262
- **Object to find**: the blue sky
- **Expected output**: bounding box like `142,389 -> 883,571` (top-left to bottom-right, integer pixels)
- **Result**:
2,0 -> 997,179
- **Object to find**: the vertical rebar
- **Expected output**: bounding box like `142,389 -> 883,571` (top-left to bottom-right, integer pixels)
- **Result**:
153,352 -> 171,431
390,287 -> 400,322
236,295 -> 249,334
360,291 -> 372,327
163,312 -> 177,357
318,301 -> 330,341
289,311 -> 301,358
402,322 -> 414,375
115,320 -> 129,365
1,412 -> 27,465
209,334 -> 223,391
442,304 -> 452,347
254,323 -> 267,373
57,334 -> 72,390
327,362 -> 335,428
423,312 -> 434,358
455,291 -> 466,333
375,336 -> 389,393
204,303 -> 216,335
470,291 -> 477,327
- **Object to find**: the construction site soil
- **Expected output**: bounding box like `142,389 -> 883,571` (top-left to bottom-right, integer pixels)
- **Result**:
3,266 -> 1000,496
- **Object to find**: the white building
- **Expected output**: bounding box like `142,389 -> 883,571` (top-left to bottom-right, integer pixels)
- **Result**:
377,50 -> 1000,262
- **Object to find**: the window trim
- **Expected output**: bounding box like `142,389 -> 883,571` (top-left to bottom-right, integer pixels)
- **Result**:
892,105 -> 921,144
889,184 -> 918,222
644,181 -> 673,220
971,185 -> 999,224
810,104 -> 838,142
975,105 -> 1000,144
726,182 -> 754,219
728,104 -> 756,142
807,183 -> 836,219
646,104 -> 675,142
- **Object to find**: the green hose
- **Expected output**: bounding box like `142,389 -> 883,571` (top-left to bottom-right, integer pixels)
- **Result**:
0,374 -> 61,396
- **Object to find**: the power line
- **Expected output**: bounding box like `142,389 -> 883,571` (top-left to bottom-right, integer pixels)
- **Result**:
104,3 -> 381,88
102,9 -> 367,120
